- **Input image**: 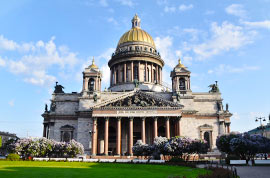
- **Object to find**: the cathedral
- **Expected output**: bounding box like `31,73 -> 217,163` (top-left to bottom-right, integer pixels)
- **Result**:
42,15 -> 232,156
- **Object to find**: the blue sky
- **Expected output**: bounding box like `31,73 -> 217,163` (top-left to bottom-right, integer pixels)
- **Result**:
0,0 -> 270,137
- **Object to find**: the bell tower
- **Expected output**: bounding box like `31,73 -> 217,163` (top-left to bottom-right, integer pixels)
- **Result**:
170,58 -> 191,94
82,57 -> 102,94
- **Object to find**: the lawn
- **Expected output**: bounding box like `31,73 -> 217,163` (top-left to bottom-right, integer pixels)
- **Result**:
0,161 -> 209,178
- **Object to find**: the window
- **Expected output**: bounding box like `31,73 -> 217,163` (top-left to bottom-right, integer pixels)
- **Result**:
122,67 -> 124,82
89,78 -> 95,91
147,67 -> 150,82
129,47 -> 132,51
63,132 -> 71,142
126,67 -> 129,81
134,66 -> 138,80
116,70 -> 119,83
179,78 -> 186,90
153,69 -> 156,82
144,66 -> 146,81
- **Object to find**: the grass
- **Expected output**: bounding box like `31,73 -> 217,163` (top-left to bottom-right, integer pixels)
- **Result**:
0,161 -> 209,178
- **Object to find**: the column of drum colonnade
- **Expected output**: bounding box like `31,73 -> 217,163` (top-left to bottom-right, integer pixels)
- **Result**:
110,61 -> 162,86
91,116 -> 182,156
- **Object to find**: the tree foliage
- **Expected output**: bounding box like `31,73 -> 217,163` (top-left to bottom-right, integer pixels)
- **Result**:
216,133 -> 270,161
132,136 -> 208,160
11,137 -> 84,159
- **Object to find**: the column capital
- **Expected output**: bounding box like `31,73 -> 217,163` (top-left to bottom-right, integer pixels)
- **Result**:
129,117 -> 134,121
166,117 -> 170,121
154,117 -> 158,121
117,117 -> 121,121
141,117 -> 146,121
93,117 -> 97,121
105,117 -> 109,121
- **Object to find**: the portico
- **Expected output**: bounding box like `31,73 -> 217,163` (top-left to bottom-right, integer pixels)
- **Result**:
90,91 -> 183,156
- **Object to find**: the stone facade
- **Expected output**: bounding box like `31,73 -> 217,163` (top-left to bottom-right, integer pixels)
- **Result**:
42,15 -> 232,156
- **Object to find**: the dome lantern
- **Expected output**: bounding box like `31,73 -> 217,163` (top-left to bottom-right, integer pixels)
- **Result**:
132,14 -> 141,28
89,57 -> 99,69
175,58 -> 185,68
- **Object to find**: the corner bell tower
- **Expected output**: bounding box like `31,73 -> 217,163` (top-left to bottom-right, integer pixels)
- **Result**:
82,57 -> 102,94
170,58 -> 191,94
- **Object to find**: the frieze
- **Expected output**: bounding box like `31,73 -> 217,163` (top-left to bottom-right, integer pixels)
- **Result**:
193,99 -> 223,102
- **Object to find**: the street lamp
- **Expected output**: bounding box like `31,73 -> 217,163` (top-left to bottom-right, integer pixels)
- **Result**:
255,117 -> 266,136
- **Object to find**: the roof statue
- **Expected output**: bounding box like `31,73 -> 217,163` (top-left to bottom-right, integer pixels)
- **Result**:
54,82 -> 65,93
208,81 -> 220,93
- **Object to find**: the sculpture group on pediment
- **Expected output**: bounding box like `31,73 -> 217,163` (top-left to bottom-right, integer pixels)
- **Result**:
103,93 -> 172,107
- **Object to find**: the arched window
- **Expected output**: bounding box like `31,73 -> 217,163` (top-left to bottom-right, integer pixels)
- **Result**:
147,67 -> 150,82
116,70 -> 119,83
179,78 -> 186,90
153,69 -> 156,83
126,66 -> 129,81
144,66 -> 146,81
122,67 -> 125,82
134,66 -> 138,80
89,78 -> 95,91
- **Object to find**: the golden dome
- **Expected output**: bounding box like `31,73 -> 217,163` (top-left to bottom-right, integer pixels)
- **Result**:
175,58 -> 185,68
117,14 -> 156,48
89,57 -> 98,69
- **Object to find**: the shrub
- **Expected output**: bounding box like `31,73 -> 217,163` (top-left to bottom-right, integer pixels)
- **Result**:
225,154 -> 240,165
132,136 -> 209,160
198,167 -> 234,178
13,138 -> 84,158
6,153 -> 20,161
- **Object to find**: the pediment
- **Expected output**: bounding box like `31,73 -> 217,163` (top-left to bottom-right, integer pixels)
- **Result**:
175,67 -> 190,73
94,91 -> 183,109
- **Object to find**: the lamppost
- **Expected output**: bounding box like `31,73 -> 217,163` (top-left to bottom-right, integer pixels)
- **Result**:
255,117 -> 266,136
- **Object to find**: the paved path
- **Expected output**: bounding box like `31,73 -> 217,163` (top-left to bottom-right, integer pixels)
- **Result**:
236,166 -> 270,178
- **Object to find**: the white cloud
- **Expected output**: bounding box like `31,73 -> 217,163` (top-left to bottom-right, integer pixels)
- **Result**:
116,0 -> 134,7
164,6 -> 176,13
99,0 -> 108,7
0,35 -> 79,87
225,4 -> 246,18
0,35 -> 19,51
155,36 -> 177,68
76,48 -> 115,89
193,22 -> 256,59
179,4 -> 193,11
0,57 -> 6,67
8,100 -> 14,107
208,64 -> 259,75
107,17 -> 118,26
24,71 -> 56,86
205,10 -> 215,15
232,112 -> 240,120
241,20 -> 270,29
97,48 -> 115,88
